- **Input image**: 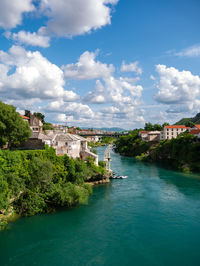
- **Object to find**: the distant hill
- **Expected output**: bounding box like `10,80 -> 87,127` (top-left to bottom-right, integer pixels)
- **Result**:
174,113 -> 200,126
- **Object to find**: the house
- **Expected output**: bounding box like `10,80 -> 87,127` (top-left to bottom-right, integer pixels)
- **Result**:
189,125 -> 200,138
139,130 -> 161,142
29,113 -> 43,133
162,125 -> 190,140
139,131 -> 150,141
19,113 -> 43,133
147,131 -> 161,142
41,131 -> 99,165
19,114 -> 29,123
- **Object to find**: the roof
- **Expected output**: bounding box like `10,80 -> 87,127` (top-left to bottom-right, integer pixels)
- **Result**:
165,125 -> 188,129
139,131 -> 150,134
19,114 -> 29,120
148,131 -> 161,135
55,133 -> 87,142
194,125 -> 200,130
190,129 -> 200,135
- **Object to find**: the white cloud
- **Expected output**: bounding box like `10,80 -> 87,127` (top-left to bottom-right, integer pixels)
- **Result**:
120,61 -> 142,75
154,64 -> 200,113
62,50 -> 114,80
0,45 -> 79,102
175,44 -> 200,57
0,0 -> 34,29
45,100 -> 94,119
39,0 -> 118,37
84,76 -> 143,104
8,31 -> 50,48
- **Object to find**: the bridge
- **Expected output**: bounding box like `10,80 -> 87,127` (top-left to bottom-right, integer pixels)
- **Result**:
78,132 -> 129,138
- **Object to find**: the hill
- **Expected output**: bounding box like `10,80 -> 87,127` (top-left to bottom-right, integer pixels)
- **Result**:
174,113 -> 200,126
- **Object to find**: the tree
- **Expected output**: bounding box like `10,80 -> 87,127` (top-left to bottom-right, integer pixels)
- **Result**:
144,122 -> 162,131
0,101 -> 31,148
162,122 -> 169,128
25,110 -> 31,118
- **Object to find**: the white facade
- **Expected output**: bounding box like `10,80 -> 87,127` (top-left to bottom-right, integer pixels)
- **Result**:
162,126 -> 189,140
40,131 -> 98,165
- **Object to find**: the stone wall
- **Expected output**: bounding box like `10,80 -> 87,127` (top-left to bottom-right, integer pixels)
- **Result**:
18,138 -> 45,150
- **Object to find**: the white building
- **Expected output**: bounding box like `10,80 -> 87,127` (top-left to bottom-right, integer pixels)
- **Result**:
162,125 -> 190,140
139,131 -> 161,142
40,131 -> 98,165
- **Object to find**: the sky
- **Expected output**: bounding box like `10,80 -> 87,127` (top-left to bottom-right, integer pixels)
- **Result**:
0,0 -> 200,129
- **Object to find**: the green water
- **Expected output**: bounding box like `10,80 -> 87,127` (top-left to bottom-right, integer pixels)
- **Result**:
1,146 -> 200,266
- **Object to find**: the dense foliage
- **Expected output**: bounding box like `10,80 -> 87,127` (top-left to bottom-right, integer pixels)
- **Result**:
0,101 -> 31,148
88,136 -> 116,148
0,147 -> 106,218
115,130 -> 200,173
144,122 -> 169,131
142,134 -> 200,173
114,130 -> 153,156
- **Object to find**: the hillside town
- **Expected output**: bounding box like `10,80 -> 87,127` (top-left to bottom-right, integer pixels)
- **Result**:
19,113 -> 98,165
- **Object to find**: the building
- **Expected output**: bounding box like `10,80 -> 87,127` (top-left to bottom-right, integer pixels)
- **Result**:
139,131 -> 150,141
19,114 -> 29,123
86,135 -> 102,143
147,131 -> 161,142
29,114 -> 43,133
139,130 -> 161,142
189,125 -> 200,138
163,125 -> 190,140
41,131 -> 99,165
19,113 -> 43,133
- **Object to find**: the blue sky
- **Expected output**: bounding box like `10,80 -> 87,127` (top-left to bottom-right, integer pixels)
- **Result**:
0,0 -> 200,129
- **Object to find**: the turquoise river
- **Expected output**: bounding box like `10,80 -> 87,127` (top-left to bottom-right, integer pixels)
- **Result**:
1,146 -> 200,266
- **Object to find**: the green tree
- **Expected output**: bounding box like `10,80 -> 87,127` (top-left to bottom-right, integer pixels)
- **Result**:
0,101 -> 31,148
25,110 -> 31,118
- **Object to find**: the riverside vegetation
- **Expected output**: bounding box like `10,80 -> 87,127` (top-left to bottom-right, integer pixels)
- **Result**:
114,130 -> 200,173
0,147 -> 107,230
0,101 -> 107,230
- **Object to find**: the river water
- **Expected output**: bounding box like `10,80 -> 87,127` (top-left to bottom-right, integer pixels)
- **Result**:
1,146 -> 200,266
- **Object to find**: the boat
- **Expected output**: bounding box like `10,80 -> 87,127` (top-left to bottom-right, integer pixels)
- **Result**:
110,175 -> 128,179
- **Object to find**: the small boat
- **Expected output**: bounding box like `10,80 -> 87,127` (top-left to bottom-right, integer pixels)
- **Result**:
110,175 -> 128,179
120,176 -> 128,179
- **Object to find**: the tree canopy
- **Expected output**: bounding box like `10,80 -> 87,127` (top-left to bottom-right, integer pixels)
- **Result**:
0,101 -> 31,148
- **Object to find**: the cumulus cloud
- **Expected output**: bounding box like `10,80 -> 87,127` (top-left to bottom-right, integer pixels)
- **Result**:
175,44 -> 200,57
0,0 -> 34,29
120,61 -> 142,75
154,64 -> 200,113
45,100 -> 94,119
39,0 -> 118,37
7,31 -> 50,48
62,50 -> 114,80
0,45 -> 79,102
84,76 -> 143,104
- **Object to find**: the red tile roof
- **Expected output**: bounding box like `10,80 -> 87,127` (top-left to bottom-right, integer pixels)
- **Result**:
190,129 -> 200,135
139,131 -> 150,133
194,124 -> 200,130
165,125 -> 188,129
19,114 -> 29,120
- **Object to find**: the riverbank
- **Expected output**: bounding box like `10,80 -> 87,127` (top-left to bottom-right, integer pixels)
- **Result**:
114,131 -> 200,174
0,146 -> 108,230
